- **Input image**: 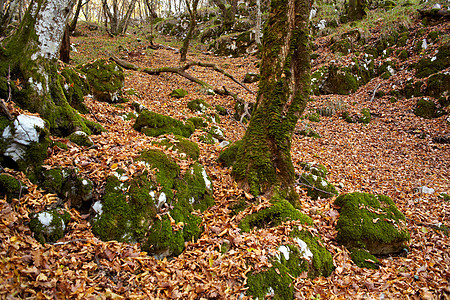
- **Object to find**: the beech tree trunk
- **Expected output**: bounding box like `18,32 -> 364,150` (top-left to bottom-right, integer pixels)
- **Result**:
230,0 -> 311,203
0,0 -> 90,136
179,0 -> 199,62
212,0 -> 237,33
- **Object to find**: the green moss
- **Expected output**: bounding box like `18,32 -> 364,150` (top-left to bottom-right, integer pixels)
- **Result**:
0,174 -> 23,201
39,168 -> 64,194
133,110 -> 194,138
217,140 -> 243,167
51,140 -> 68,150
67,131 -> 93,147
186,116 -> 208,129
307,112 -> 321,122
300,162 -> 328,177
187,98 -> 211,113
335,192 -> 410,255
215,105 -> 227,116
83,117 -> 105,135
137,149 -> 180,198
350,248 -> 380,269
427,31 -> 440,43
239,199 -> 312,232
79,59 -> 124,103
298,128 -> 321,138
60,67 -> 90,114
299,173 -> 338,200
397,32 -> 409,47
170,88 -> 188,98
359,108 -> 371,124
402,80 -> 423,98
414,98 -> 437,119
399,49 -> 408,60
29,209 -> 71,244
440,193 -> 450,201
415,44 -> 450,78
61,171 -> 93,208
321,64 -> 359,95
229,197 -> 248,215
199,133 -> 217,144
426,73 -> 449,101
155,136 -> 200,160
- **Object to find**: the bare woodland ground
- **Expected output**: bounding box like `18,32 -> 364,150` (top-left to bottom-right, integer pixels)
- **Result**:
0,20 -> 449,299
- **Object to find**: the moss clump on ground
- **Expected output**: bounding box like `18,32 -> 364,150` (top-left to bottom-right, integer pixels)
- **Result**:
239,199 -> 312,232
61,170 -> 93,209
186,116 -> 208,129
0,174 -> 24,201
414,98 -> 438,119
67,131 -> 94,147
38,168 -> 64,194
307,112 -> 321,122
217,140 -> 243,167
350,248 -> 380,269
155,136 -> 200,160
320,64 -> 359,95
29,209 -> 71,244
170,88 -> 188,98
215,105 -> 227,115
300,162 -> 328,178
335,192 -> 410,255
246,228 -> 334,299
299,173 -> 338,200
79,59 -> 124,103
187,98 -> 211,113
199,133 -> 218,144
415,44 -> 450,78
359,108 -> 371,124
426,73 -> 449,102
133,110 -> 194,138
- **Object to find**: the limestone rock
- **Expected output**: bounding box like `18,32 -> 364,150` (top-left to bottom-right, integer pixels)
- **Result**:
29,209 -> 71,244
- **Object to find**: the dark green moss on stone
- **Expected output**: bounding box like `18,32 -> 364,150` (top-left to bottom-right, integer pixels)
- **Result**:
29,209 -> 71,244
0,174 -> 24,201
350,248 -> 380,269
133,110 -> 194,138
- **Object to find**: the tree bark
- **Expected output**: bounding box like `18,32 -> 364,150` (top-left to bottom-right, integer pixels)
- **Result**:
59,23 -> 70,63
179,0 -> 199,62
212,0 -> 237,33
347,0 -> 366,21
0,0 -> 91,136
255,0 -> 262,46
230,0 -> 311,203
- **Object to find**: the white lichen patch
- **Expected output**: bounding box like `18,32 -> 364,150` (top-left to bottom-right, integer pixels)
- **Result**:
82,179 -> 89,186
294,238 -> 313,261
149,191 -> 156,200
38,211 -> 53,227
277,245 -> 290,261
92,201 -> 103,215
2,114 -> 46,162
202,167 -> 211,190
157,192 -> 167,208
189,197 -> 195,204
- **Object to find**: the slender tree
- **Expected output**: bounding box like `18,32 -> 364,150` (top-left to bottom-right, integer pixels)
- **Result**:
229,0 -> 311,204
179,0 -> 199,62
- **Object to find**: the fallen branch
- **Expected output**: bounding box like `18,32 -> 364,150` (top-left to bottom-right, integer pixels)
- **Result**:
0,98 -> 13,120
110,55 -> 254,95
370,83 -> 381,102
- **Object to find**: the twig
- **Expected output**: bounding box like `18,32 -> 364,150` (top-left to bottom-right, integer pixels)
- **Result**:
48,238 -> 88,246
370,83 -> 381,102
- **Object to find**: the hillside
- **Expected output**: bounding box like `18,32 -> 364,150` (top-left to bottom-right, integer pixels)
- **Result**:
0,0 -> 449,298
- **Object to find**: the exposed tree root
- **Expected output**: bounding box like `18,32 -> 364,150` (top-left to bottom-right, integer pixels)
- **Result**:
110,55 -> 254,95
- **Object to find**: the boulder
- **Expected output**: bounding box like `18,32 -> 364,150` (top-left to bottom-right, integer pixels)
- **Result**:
187,98 -> 211,113
133,110 -> 194,138
90,149 -> 214,259
335,192 -> 410,255
320,64 -> 359,95
243,72 -> 260,83
154,136 -> 200,160
61,169 -> 94,209
0,114 -> 50,172
67,130 -> 94,147
170,88 -> 188,98
298,163 -> 337,200
0,174 -> 25,201
29,209 -> 71,244
79,59 -> 124,103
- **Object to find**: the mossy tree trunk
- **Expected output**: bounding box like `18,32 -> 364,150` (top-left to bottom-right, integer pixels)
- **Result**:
179,0 -> 200,63
212,0 -> 237,33
0,0 -> 91,136
347,0 -> 366,21
231,0 -> 311,203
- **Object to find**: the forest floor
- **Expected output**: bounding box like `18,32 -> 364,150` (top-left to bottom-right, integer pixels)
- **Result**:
1,18 -> 449,299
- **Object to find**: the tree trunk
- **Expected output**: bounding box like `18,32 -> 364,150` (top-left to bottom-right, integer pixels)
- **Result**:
117,0 -> 138,33
212,0 -> 236,33
347,0 -> 366,21
179,0 -> 199,62
59,23 -> 70,63
255,0 -> 261,46
0,0 -> 91,136
68,0 -> 83,32
230,0 -> 311,203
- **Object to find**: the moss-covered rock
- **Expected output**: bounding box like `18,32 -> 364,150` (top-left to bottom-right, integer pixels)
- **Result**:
91,149 -> 214,259
186,116 -> 208,129
38,168 -> 65,195
60,67 -> 90,114
414,98 -> 439,119
0,174 -> 24,201
298,173 -> 338,200
79,59 -> 124,103
350,248 -> 380,269
0,114 -> 50,173
155,136 -> 200,160
170,88 -> 188,98
402,79 -> 424,98
239,199 -> 312,232
205,125 -> 225,141
359,108 -> 371,124
246,228 -> 333,299
199,133 -> 218,144
243,72 -> 260,83
300,162 -> 328,177
426,73 -> 449,104
335,192 -> 410,255
306,112 -> 321,122
187,98 -> 211,113
320,64 -> 359,95
210,30 -> 256,57
67,130 -> 94,147
414,44 -> 450,78
215,105 -> 227,116
133,110 -> 194,138
29,209 -> 71,244
61,169 -> 93,209
217,140 -> 243,167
